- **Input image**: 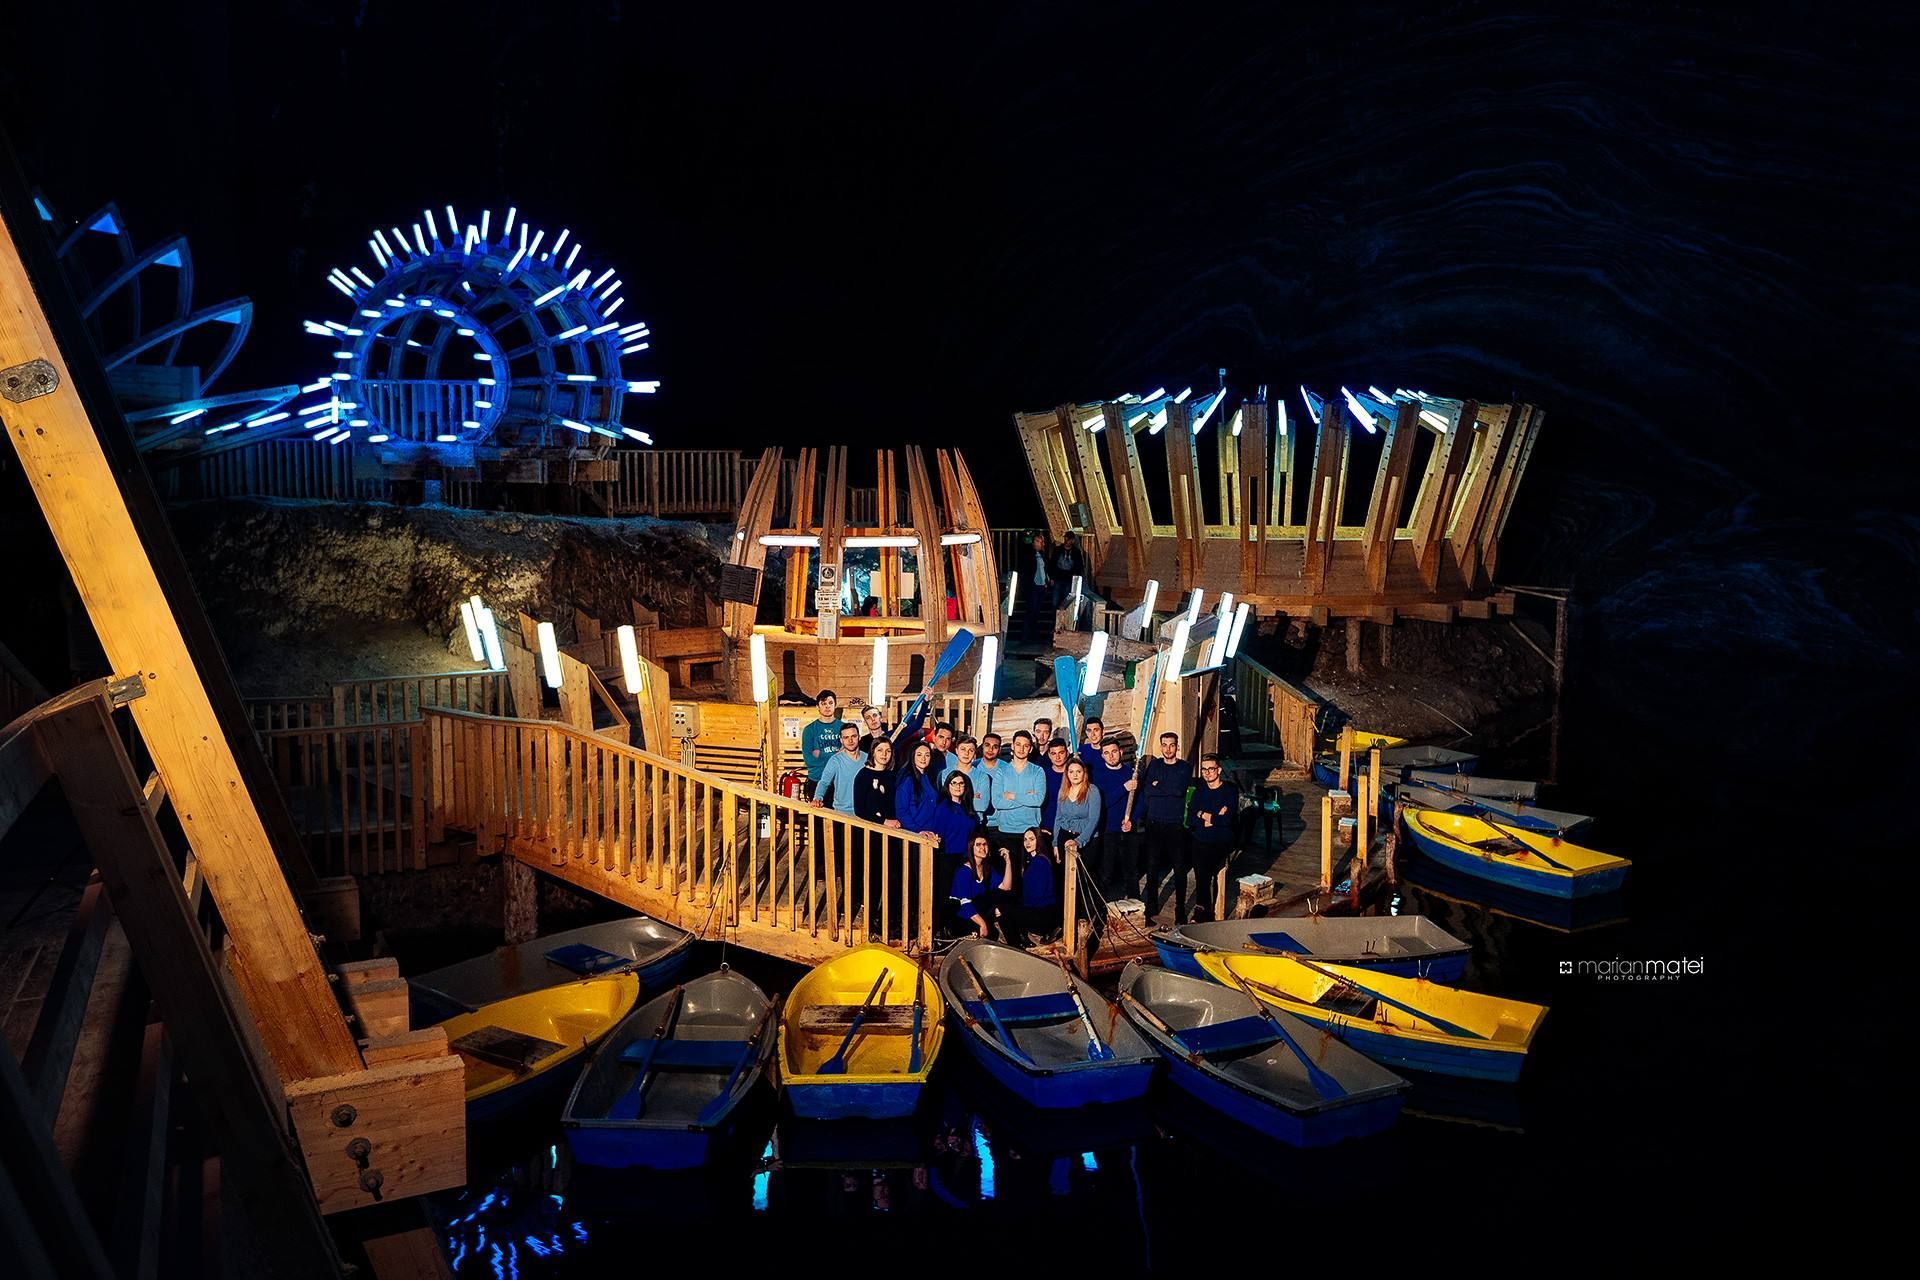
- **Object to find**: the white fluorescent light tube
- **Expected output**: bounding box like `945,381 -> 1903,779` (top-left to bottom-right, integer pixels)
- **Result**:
559,418 -> 591,433
537,621 -> 562,689
1185,588 -> 1204,625
1141,579 -> 1159,626
1218,591 -> 1234,619
1368,385 -> 1390,402
1070,575 -> 1083,623
1173,387 -> 1193,404
1230,407 -> 1244,437
1193,389 -> 1227,433
618,624 -> 643,695
1278,399 -> 1288,438
1341,387 -> 1377,434
749,632 -> 770,704
1165,617 -> 1191,684
557,324 -> 588,339
1083,630 -> 1108,698
977,633 -> 998,704
533,283 -> 567,306
939,533 -> 982,546
1207,612 -> 1232,668
1081,414 -> 1104,432
758,534 -> 821,548
1147,407 -> 1168,434
1225,602 -> 1251,658
1141,387 -> 1166,402
169,408 -> 207,424
478,608 -> 504,671
844,535 -> 918,548
565,373 -> 595,381
1006,572 -> 1018,616
1419,408 -> 1447,430
622,428 -> 653,444
869,635 -> 889,708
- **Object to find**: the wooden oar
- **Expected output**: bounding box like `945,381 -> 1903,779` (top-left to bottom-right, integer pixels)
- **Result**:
696,995 -> 779,1126
1117,990 -> 1200,1065
818,969 -> 890,1075
1217,967 -> 1345,1100
955,954 -> 1034,1065
1053,655 -> 1082,750
908,962 -> 927,1075
614,984 -> 684,1119
1051,948 -> 1114,1062
1273,956 -> 1484,1040
890,629 -> 976,746
1411,805 -> 1574,872
1122,653 -> 1164,827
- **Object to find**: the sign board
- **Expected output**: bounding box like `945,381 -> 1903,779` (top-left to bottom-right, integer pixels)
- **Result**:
814,561 -> 841,615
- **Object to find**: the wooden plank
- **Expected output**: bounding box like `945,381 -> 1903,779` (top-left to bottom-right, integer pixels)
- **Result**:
1448,403 -> 1519,589
1013,411 -> 1071,540
1409,400 -> 1477,590
358,1027 -> 449,1068
1361,401 -> 1419,591
903,445 -> 950,648
26,691 -> 344,1278
0,725 -> 51,847
1237,402 -> 1269,588
1163,401 -> 1204,590
1300,414 -> 1345,595
109,1021 -> 170,1280
342,978 -> 409,1040
283,1055 -> 466,1215
1481,405 -> 1542,580
0,1032 -> 113,1278
19,875 -> 112,1119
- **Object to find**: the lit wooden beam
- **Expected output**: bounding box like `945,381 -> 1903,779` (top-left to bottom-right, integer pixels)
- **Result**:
723,446 -> 782,644
1300,412 -> 1345,595
1449,403 -> 1521,589
1480,404 -> 1542,580
1237,401 -> 1269,589
0,183 -> 359,1081
1013,409 -> 1071,540
815,446 -> 848,642
1099,401 -> 1153,589
1361,400 -> 1420,592
1409,399 -> 1478,590
1163,400 -> 1204,590
903,445 -> 950,649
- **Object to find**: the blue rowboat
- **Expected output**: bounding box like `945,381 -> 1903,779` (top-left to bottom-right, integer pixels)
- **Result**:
1151,915 -> 1471,983
1384,780 -> 1592,837
1118,962 -> 1407,1147
409,915 -> 694,1024
934,939 -> 1158,1110
562,968 -> 776,1170
1400,806 -> 1629,900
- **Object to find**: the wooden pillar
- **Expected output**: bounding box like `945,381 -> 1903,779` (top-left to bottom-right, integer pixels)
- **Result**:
1338,724 -> 1353,791
1319,794 -> 1333,890
502,859 -> 538,944
0,187 -> 359,1082
1346,617 -> 1364,674
1061,837 -> 1079,971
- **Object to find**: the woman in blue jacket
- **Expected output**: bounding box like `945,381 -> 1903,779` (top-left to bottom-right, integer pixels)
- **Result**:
926,770 -> 981,903
895,741 -> 944,834
949,832 -> 1011,939
1009,827 -> 1060,946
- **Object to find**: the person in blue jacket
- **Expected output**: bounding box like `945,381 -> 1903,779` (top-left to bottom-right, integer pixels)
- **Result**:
1037,738 -> 1072,831
952,736 -> 994,821
798,689 -> 845,799
1009,827 -> 1060,946
949,832 -> 1011,939
927,770 -> 981,880
1090,737 -> 1134,892
1077,717 -> 1106,772
811,722 -> 867,926
988,731 -> 1048,853
1183,753 -> 1240,924
895,741 -> 944,834
1129,731 -> 1191,905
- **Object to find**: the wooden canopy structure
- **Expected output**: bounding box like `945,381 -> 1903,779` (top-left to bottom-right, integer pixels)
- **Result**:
724,445 -> 999,704
1016,389 -> 1540,621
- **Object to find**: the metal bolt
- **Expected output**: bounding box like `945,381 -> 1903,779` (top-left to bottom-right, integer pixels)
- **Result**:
331,1104 -> 357,1128
359,1168 -> 384,1200
346,1137 -> 372,1166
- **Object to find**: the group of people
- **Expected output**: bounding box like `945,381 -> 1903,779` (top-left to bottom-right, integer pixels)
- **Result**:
1015,529 -> 1090,644
799,688 -> 1243,945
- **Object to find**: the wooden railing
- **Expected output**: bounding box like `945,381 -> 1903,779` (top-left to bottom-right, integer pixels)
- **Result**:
245,669 -> 507,732
423,707 -> 937,959
887,692 -> 978,738
173,437 -> 361,502
262,720 -> 428,877
1232,653 -> 1320,765
358,378 -> 485,444
612,449 -> 749,517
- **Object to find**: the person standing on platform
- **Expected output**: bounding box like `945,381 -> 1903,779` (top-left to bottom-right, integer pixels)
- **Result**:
895,741 -> 944,834
953,736 -> 993,821
1020,530 -> 1053,645
1011,828 -> 1061,946
799,689 -> 845,800
1091,738 -> 1133,892
1038,737 -> 1072,832
811,722 -> 867,929
1049,531 -> 1084,617
1030,717 -> 1054,757
856,703 -> 888,755
1184,754 -> 1239,924
989,731 -> 1047,856
1131,732 -> 1191,908
928,722 -> 958,775
927,770 -> 982,894
1052,759 -> 1103,878
1078,717 -> 1106,771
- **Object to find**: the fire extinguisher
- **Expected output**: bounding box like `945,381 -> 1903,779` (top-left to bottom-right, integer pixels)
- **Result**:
779,768 -> 807,799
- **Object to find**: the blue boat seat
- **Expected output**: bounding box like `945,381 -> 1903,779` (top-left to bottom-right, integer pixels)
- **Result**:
545,943 -> 634,975
618,1039 -> 749,1070
1249,932 -> 1310,954
961,991 -> 1079,1024
1172,1015 -> 1278,1056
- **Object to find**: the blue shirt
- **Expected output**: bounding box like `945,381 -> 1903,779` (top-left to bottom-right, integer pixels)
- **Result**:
989,759 -> 1048,834
856,767 -> 897,825
1052,786 -> 1102,848
800,717 -> 846,781
1140,756 -> 1191,824
959,761 -> 995,818
1092,758 -> 1133,831
925,799 -> 978,857
1038,765 -> 1070,830
815,750 -> 866,815
1187,782 -> 1240,846
1078,743 -> 1104,773
894,770 -> 943,832
1021,851 -> 1057,909
950,864 -> 994,919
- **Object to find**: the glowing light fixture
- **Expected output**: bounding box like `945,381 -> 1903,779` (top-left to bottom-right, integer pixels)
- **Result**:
1300,385 -> 1321,425
458,603 -> 484,661
1166,617 -> 1192,683
537,622 -> 562,689
1419,408 -> 1447,430
977,633 -> 998,704
869,636 -> 889,708
939,533 -> 983,546
1207,611 -> 1232,668
845,535 -> 918,548
1141,579 -> 1159,631
478,607 -> 505,671
1185,588 -> 1204,626
1083,630 -> 1109,697
1225,602 -> 1252,658
749,633 -> 771,704
1006,572 -> 1018,617
617,624 -> 643,694
758,534 -> 821,548
1341,387 -> 1378,434
1192,388 -> 1228,434
1173,387 -> 1193,404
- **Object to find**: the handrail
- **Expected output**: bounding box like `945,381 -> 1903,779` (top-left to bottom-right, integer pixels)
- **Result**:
1231,653 -> 1321,765
244,669 -> 507,730
421,706 -> 937,954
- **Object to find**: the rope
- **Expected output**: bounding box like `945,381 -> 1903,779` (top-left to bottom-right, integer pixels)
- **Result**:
1070,858 -> 1155,951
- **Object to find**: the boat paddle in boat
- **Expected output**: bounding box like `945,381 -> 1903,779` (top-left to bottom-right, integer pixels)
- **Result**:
1194,952 -> 1546,1082
1117,962 -> 1407,1147
1406,769 -> 1537,800
1386,783 -> 1593,837
779,944 -> 944,1120
1311,742 -> 1476,789
409,915 -> 694,1023
1400,806 -> 1628,898
1151,915 -> 1471,983
440,974 -> 639,1118
562,967 -> 778,1170
933,939 -> 1158,1110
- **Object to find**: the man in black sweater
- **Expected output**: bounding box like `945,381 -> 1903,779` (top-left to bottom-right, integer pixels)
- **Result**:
1128,731 -> 1192,912
1184,753 -> 1239,924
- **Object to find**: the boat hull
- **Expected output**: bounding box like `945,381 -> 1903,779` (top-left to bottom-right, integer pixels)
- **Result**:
1151,933 -> 1468,984
785,1079 -> 924,1121
1307,1018 -> 1528,1083
1163,1054 -> 1404,1147
567,1123 -> 713,1171
1403,822 -> 1627,899
955,1025 -> 1156,1109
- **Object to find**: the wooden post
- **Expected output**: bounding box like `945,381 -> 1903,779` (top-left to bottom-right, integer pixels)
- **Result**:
1345,617 -> 1364,675
1061,838 -> 1079,967
1354,782 -> 1369,864
1368,747 -> 1381,818
0,180 -> 359,1082
502,859 -> 537,944
1338,724 -> 1353,792
1319,794 -> 1333,889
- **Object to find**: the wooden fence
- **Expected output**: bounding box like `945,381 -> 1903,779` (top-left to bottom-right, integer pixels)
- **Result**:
1231,653 -> 1320,765
886,692 -> 978,738
261,721 -> 429,877
244,670 -> 508,733
423,707 -> 937,960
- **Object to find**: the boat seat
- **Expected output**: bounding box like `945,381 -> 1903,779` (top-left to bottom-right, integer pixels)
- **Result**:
795,1004 -> 921,1034
1248,931 -> 1311,954
450,1026 -> 567,1070
1468,837 -> 1529,856
1315,989 -> 1377,1018
1172,1015 -> 1278,1056
618,1039 -> 749,1070
960,991 -> 1079,1024
545,943 -> 635,976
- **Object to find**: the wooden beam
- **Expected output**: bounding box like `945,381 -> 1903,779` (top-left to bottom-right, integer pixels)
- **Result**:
0,723 -> 50,846
1481,405 -> 1542,580
0,181 -> 358,1081
723,448 -> 781,644
1361,402 -> 1419,591
1237,402 -> 1269,590
1013,411 -> 1071,540
814,446 -> 848,644
283,1056 -> 465,1215
1163,401 -> 1204,590
1300,413 -> 1345,595
903,446 -> 950,648
28,690 -> 344,1278
0,1027 -> 114,1278
1098,402 -> 1152,587
1409,400 -> 1477,590
1449,403 -> 1519,590
19,875 -> 114,1120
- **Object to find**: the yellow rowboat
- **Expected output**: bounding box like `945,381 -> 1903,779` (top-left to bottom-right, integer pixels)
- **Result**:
1350,730 -> 1408,751
1194,952 -> 1546,1082
1400,806 -> 1630,899
441,974 -> 639,1117
780,944 -> 944,1120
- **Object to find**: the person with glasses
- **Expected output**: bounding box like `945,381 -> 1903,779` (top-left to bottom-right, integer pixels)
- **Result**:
927,771 -> 982,934
1183,753 -> 1240,924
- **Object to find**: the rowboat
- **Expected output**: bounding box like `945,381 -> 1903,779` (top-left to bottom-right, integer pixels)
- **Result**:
779,944 -> 944,1120
1349,730 -> 1407,751
409,915 -> 693,1023
1406,769 -> 1535,799
1400,806 -> 1628,898
441,974 -> 639,1118
934,939 -> 1157,1109
1312,744 -> 1478,789
1387,783 -> 1593,836
1151,915 -> 1471,983
1194,952 -> 1546,1082
1117,962 -> 1407,1147
1399,862 -> 1629,934
562,968 -> 777,1170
